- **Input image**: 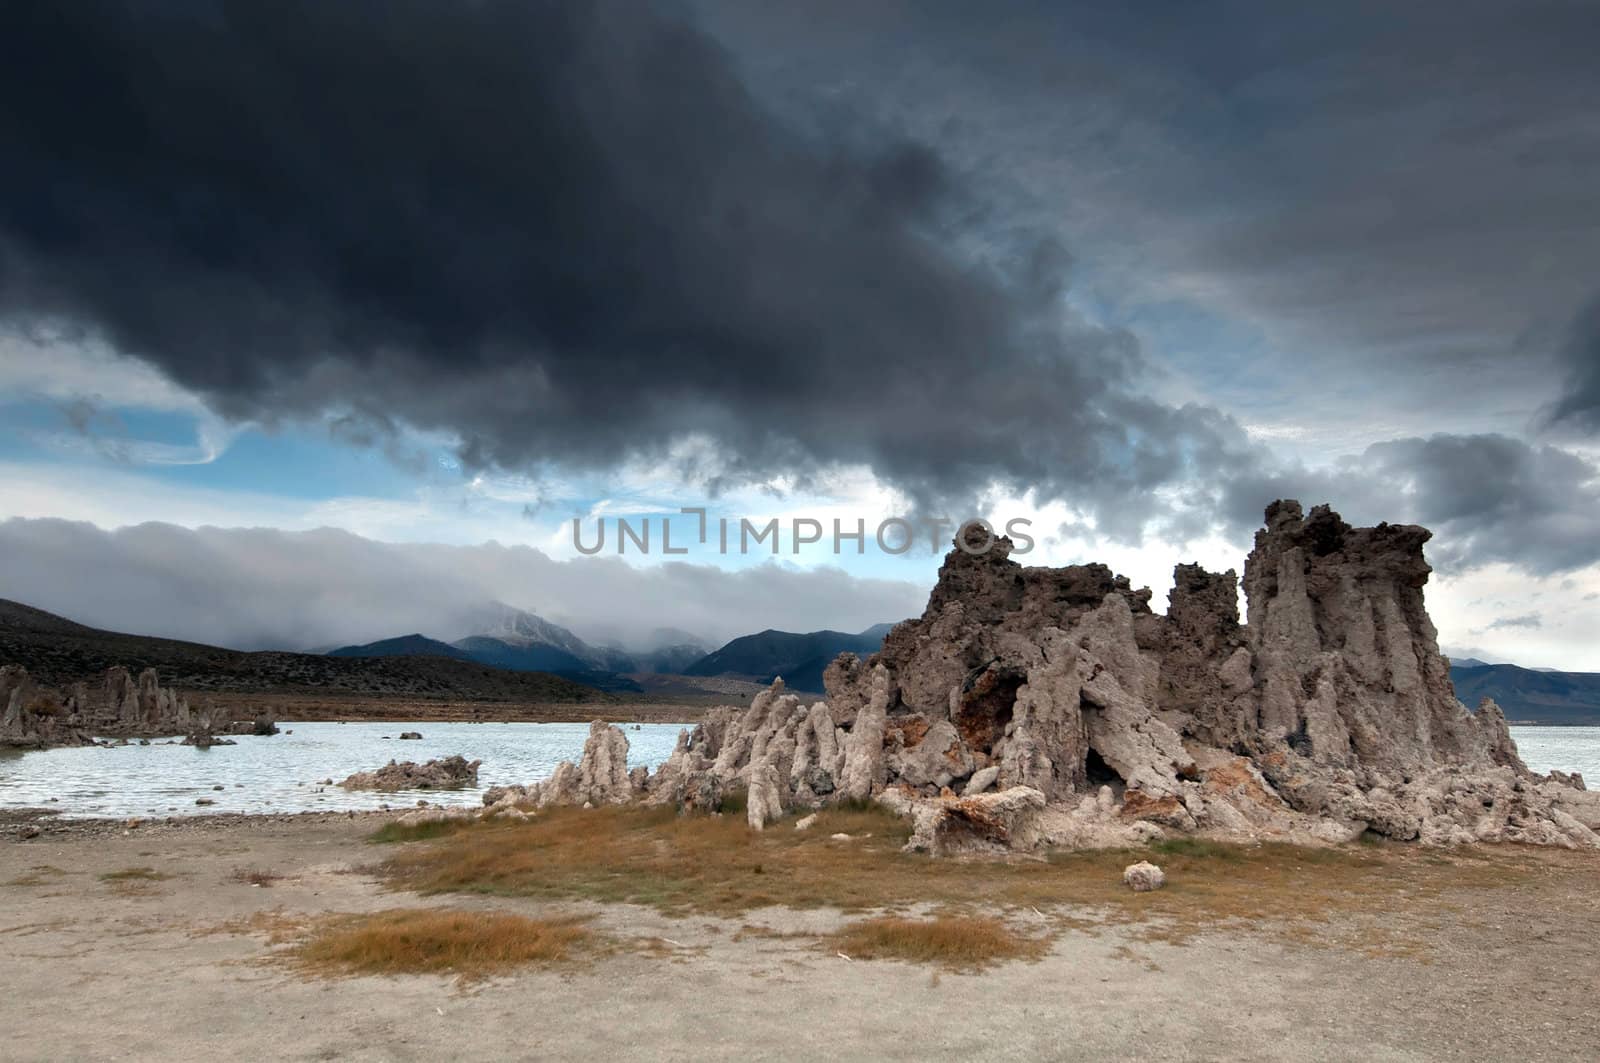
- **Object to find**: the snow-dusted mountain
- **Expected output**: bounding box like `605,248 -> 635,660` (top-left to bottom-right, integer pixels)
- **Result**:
448,602 -> 634,673
329,602 -> 710,678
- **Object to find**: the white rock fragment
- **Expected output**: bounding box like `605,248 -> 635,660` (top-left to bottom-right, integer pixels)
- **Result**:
1123,861 -> 1166,892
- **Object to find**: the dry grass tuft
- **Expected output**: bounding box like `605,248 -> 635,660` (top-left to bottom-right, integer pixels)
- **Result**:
99,867 -> 172,882
3,865 -> 72,888
231,867 -> 285,887
287,908 -> 591,981
829,914 -> 1048,971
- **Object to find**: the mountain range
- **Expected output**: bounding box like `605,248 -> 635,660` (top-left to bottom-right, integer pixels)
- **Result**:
328,604 -> 712,691
0,599 -> 606,703
1449,663 -> 1600,726
327,604 -> 897,695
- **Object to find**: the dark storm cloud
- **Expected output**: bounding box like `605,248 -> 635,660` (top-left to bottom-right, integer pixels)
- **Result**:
0,0 -> 1237,521
1548,295 -> 1600,432
3,1 -> 1598,579
1214,434 -> 1600,575
692,0 -> 1600,429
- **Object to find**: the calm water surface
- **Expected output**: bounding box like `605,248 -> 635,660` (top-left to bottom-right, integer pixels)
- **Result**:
1,722 -> 1594,819
1508,726 -> 1600,781
0,721 -> 689,818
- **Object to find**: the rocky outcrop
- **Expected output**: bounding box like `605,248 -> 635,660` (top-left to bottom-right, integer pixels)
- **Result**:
339,755 -> 481,791
384,503 -> 1598,856
526,720 -> 643,807
1,665 -> 96,748
891,785 -> 1047,857
431,501 -> 1600,855
0,665 -> 273,748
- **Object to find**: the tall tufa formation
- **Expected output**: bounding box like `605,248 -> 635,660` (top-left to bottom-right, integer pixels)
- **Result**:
534,502 -> 1598,851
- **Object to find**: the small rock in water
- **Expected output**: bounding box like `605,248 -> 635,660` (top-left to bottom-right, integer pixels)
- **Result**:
212,784 -> 224,791
195,798 -> 215,806
398,731 -> 423,740
1123,861 -> 1166,892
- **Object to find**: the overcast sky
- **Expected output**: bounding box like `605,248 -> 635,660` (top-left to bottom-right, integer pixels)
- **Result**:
0,1 -> 1597,667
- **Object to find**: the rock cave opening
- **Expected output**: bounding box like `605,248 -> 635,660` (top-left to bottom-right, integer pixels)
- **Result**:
1084,747 -> 1126,796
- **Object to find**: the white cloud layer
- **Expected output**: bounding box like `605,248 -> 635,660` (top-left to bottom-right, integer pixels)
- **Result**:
0,516 -> 930,652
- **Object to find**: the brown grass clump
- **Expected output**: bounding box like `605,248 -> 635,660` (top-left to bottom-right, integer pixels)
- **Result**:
829,915 -> 1047,971
231,867 -> 284,887
288,909 -> 591,981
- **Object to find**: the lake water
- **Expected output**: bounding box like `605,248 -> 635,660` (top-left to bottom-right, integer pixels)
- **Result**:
0,721 -> 690,819
1,722 -> 1594,820
1507,726 -> 1600,781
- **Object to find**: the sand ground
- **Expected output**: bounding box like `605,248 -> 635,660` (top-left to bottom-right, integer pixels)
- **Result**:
2,815 -> 1596,1062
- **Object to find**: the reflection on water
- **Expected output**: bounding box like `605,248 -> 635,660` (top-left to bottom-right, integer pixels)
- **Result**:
2,722 -> 1593,819
0,720 -> 689,818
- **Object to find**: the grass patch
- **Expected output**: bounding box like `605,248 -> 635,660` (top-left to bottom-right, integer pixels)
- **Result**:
828,914 -> 1048,971
1148,837 -> 1244,861
370,803 -> 1593,958
98,867 -> 173,882
288,908 -> 592,981
369,820 -> 461,845
231,867 -> 284,887
4,865 -> 72,887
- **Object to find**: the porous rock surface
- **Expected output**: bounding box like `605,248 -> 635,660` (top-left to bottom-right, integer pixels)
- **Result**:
495,502 -> 1600,853
1123,861 -> 1166,892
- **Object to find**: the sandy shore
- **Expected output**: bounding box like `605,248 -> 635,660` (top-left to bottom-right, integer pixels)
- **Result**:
3,815 -> 1597,1062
